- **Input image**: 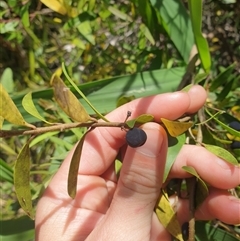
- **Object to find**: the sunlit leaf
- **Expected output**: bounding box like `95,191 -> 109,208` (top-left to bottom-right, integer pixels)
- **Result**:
51,75 -> 91,123
155,190 -> 184,241
14,140 -> 34,219
22,92 -> 52,124
161,118 -> 193,137
108,6 -> 133,22
0,67 -> 14,93
188,0 -> 211,72
116,95 -> 135,107
0,83 -> 35,129
139,23 -> 155,45
203,144 -> 238,165
151,0 -> 194,63
77,21 -> 95,45
194,72 -> 209,84
180,84 -> 193,92
182,166 -> 209,208
40,0 -> 67,15
126,114 -> 154,129
68,130 -> 91,198
164,134 -> 186,182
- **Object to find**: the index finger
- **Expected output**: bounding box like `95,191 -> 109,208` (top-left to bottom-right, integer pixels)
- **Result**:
63,85 -> 207,176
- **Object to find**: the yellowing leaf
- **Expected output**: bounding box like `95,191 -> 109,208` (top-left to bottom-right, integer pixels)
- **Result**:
68,130 -> 90,198
14,140 -> 34,219
0,83 -> 35,129
182,166 -> 209,208
51,75 -> 90,122
203,144 -> 238,165
22,92 -> 52,124
161,118 -> 193,137
155,191 -> 183,241
40,0 -> 67,15
0,116 -> 4,129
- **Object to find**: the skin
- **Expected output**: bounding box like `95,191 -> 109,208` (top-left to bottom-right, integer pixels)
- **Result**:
35,85 -> 240,241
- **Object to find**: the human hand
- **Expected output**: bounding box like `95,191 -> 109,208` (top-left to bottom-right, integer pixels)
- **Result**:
35,85 -> 240,241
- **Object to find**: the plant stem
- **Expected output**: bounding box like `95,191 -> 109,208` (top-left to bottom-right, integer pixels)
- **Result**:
0,121 -> 127,138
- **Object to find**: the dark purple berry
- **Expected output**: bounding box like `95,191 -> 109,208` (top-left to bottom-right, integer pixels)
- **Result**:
231,141 -> 240,149
181,222 -> 189,241
126,128 -> 147,148
229,121 -> 240,131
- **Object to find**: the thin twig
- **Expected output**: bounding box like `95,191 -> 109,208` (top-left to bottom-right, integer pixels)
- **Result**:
0,121 -> 127,138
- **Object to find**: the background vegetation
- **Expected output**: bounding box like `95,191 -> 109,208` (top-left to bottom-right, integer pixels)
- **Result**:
0,0 -> 240,240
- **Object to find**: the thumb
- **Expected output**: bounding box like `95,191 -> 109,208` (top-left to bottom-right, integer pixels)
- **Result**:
87,123 -> 168,241
114,122 -> 168,214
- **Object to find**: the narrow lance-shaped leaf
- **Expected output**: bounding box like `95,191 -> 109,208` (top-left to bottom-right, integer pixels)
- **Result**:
40,0 -> 67,15
126,114 -> 154,129
205,108 -> 240,138
182,166 -> 209,208
51,75 -> 91,123
22,92 -> 52,124
164,134 -> 185,182
0,83 -> 35,129
161,118 -> 193,137
188,0 -> 211,72
68,129 -> 92,198
14,140 -> 34,219
155,190 -> 184,241
203,144 -> 238,165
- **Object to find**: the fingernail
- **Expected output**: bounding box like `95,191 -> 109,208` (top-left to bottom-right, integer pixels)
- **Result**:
136,127 -> 163,157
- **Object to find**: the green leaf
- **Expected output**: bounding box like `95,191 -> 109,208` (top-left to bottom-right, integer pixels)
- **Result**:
29,131 -> 59,147
20,3 -> 30,28
77,21 -> 95,45
7,67 -> 186,128
126,114 -> 154,129
136,0 -> 159,38
205,108 -> 240,138
22,92 -> 52,124
209,63 -> 236,91
195,221 -> 239,241
194,72 -> 209,84
0,158 -> 13,184
188,0 -> 211,72
108,6 -> 133,22
182,166 -> 209,208
0,216 -> 34,241
164,134 -> 185,182
116,95 -> 136,107
217,78 -> 235,102
203,144 -> 238,165
68,130 -> 91,198
155,190 -> 184,241
139,23 -> 155,45
0,68 -> 14,93
14,140 -> 34,219
151,0 -> 194,63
